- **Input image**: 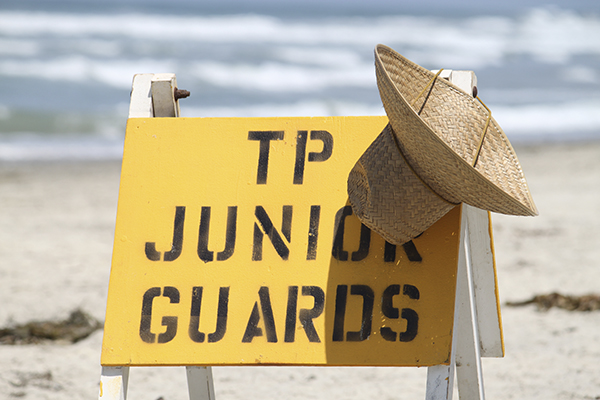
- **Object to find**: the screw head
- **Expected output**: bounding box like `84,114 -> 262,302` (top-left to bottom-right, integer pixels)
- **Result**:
174,88 -> 191,100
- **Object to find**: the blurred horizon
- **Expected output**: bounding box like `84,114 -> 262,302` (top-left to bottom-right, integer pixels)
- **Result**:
0,0 -> 599,160
8,0 -> 598,16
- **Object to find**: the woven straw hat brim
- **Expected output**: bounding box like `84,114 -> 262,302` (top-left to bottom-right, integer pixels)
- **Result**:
375,44 -> 537,217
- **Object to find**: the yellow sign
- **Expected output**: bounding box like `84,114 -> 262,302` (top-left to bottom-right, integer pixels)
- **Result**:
101,116 -> 460,367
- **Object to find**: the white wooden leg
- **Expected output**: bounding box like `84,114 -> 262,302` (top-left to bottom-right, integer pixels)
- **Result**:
426,276 -> 458,400
426,363 -> 455,400
454,208 -> 485,400
151,73 -> 181,117
186,366 -> 216,400
129,74 -> 154,118
101,72 -> 195,400
426,204 -> 492,400
464,206 -> 504,357
99,366 -> 129,400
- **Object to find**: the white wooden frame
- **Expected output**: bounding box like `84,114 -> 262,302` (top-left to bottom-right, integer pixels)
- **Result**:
99,73 -> 216,400
426,203 -> 502,400
425,71 -> 503,400
99,72 -> 502,400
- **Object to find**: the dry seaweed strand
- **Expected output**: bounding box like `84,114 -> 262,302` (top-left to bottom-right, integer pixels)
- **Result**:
0,309 -> 102,345
506,293 -> 600,312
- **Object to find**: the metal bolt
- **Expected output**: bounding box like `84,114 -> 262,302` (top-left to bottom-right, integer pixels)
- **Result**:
174,88 -> 191,100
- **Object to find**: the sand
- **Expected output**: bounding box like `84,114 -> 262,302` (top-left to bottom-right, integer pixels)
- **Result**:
1,141 -> 599,399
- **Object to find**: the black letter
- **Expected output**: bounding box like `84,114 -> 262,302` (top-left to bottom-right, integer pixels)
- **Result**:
157,286 -> 180,343
139,287 -> 161,343
381,285 -> 400,341
308,131 -> 333,161
248,131 -> 284,184
299,286 -> 324,343
197,206 -> 237,263
380,284 -> 420,342
144,242 -> 161,261
253,206 -> 292,261
306,205 -> 320,260
332,206 -> 370,261
293,130 -> 333,185
403,284 -> 420,300
402,241 -> 422,262
332,285 -> 348,341
332,207 -> 351,261
399,308 -> 419,342
284,286 -> 298,342
208,287 -> 230,343
139,286 -> 180,344
197,208 -> 213,262
351,225 -> 371,261
242,303 -> 262,342
384,241 -> 396,262
189,286 -> 205,343
145,206 -> 186,262
346,285 -> 374,342
293,131 -> 308,185
384,241 -> 422,262
242,287 -> 278,342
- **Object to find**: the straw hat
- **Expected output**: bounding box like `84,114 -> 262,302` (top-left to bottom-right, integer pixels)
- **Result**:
348,44 -> 537,245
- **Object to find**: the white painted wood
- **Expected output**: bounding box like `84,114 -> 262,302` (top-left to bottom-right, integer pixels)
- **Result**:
425,205 -> 489,400
99,76 -> 151,400
426,360 -> 455,400
464,207 -> 504,357
98,74 -> 152,400
446,72 -> 502,358
425,241 -> 464,400
151,73 -> 180,117
448,66 -> 488,400
454,206 -> 486,400
448,71 -> 477,96
99,366 -> 129,400
425,72 -> 494,400
186,366 -> 216,400
431,69 -> 453,80
425,248 -> 460,400
110,72 -> 217,400
128,74 -> 154,118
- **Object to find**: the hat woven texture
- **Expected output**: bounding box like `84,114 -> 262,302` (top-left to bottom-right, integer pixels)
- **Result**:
348,44 -> 537,245
348,124 -> 456,245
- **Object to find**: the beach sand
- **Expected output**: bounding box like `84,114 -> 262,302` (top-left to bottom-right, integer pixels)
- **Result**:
1,141 -> 599,399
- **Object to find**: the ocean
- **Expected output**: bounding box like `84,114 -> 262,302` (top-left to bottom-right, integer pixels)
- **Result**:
0,0 -> 599,161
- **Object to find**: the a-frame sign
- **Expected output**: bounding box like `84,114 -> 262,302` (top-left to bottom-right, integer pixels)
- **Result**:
99,71 -> 503,400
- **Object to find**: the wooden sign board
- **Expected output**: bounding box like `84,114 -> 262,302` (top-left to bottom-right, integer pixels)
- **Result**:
101,116 -> 461,367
